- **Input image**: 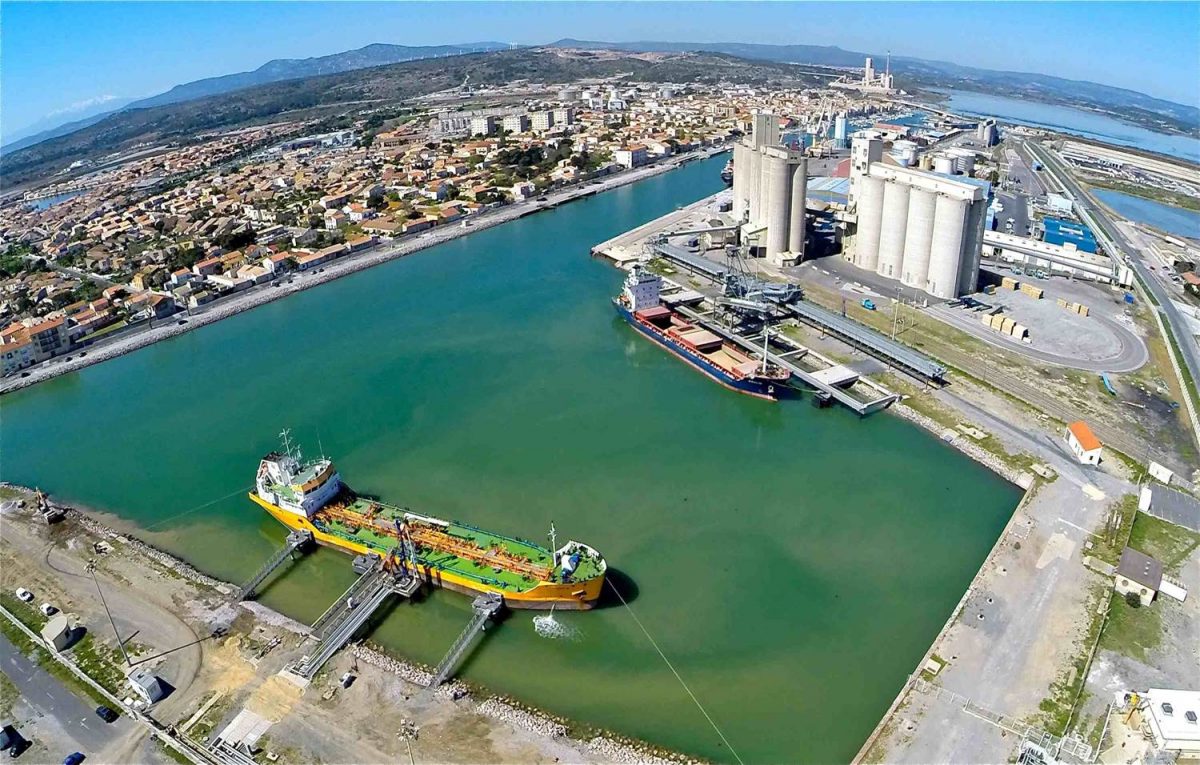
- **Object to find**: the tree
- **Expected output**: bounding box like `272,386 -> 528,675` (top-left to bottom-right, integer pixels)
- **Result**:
1124,591 -> 1142,609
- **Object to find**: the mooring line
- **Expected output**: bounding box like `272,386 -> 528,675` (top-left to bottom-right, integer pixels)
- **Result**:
141,485 -> 254,531
605,579 -> 744,765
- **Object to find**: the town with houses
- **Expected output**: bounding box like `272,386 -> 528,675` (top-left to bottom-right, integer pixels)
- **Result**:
0,79 -> 897,379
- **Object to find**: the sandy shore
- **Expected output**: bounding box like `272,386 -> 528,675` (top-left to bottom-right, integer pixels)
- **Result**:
2,146 -> 730,396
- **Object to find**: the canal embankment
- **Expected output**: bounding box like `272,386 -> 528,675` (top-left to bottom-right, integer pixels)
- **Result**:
0,484 -> 694,764
0,145 -> 731,397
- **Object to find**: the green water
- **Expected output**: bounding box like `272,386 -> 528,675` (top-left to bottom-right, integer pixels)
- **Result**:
0,155 -> 1020,763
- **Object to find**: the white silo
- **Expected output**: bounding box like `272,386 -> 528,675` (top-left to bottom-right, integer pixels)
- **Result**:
748,147 -> 763,224
901,188 -> 937,290
927,195 -> 969,298
834,114 -> 848,146
787,160 -> 808,256
950,148 -> 976,176
732,143 -> 749,222
853,176 -> 886,270
765,153 -> 792,260
876,181 -> 911,280
957,199 -> 987,293
933,156 -> 955,175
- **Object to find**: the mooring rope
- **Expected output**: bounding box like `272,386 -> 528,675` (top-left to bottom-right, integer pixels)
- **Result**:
604,579 -> 745,765
141,485 -> 254,531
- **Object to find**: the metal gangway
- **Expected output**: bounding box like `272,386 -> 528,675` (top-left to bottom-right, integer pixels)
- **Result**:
237,530 -> 313,601
307,558 -> 389,640
429,593 -> 504,687
292,570 -> 420,680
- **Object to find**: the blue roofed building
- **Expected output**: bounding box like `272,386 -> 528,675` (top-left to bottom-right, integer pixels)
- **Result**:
1042,216 -> 1098,253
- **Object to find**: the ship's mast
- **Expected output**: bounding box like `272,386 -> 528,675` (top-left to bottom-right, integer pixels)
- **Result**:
279,428 -> 295,461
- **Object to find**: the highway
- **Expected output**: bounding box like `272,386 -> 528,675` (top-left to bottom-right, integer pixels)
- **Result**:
1024,139 -> 1200,448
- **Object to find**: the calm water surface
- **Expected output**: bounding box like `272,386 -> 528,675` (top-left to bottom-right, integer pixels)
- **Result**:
0,155 -> 1020,763
1093,189 -> 1200,241
938,89 -> 1200,163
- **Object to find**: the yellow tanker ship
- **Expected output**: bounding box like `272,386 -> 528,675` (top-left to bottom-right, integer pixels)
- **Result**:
250,433 -> 606,610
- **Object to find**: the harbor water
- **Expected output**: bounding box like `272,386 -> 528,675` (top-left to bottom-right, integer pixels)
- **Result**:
1093,189 -> 1200,241
0,154 -> 1021,763
937,89 -> 1200,163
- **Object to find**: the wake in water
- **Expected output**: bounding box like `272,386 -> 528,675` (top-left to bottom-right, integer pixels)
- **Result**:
532,607 -> 582,641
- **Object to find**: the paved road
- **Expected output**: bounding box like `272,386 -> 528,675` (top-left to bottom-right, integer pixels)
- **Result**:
0,631 -> 134,754
994,191 -> 1031,237
1025,139 -> 1200,416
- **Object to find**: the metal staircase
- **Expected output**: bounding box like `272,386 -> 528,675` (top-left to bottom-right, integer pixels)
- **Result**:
237,530 -> 313,600
429,593 -> 503,687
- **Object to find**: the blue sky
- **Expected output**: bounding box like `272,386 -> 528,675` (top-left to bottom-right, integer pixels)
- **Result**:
3,1 -> 1198,138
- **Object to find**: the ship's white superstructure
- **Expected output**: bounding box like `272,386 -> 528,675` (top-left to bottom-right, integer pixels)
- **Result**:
623,265 -> 662,311
254,430 -> 342,518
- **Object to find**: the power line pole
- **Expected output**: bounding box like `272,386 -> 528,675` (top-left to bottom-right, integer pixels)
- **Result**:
87,559 -> 131,667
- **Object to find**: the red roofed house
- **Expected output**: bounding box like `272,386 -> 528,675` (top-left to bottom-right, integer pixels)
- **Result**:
1065,420 -> 1102,465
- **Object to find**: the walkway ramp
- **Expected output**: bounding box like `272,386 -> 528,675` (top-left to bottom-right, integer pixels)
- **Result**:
293,572 -> 419,680
238,530 -> 313,601
429,593 -> 504,687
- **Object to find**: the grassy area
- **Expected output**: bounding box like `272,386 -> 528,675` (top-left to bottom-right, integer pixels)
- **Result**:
1087,494 -> 1140,567
1127,512 -> 1200,574
1035,582 -> 1107,735
0,670 -> 17,718
0,485 -> 26,501
70,633 -> 129,696
157,740 -> 194,765
1097,590 -> 1163,663
187,693 -> 231,742
86,319 -> 129,340
0,593 -> 128,705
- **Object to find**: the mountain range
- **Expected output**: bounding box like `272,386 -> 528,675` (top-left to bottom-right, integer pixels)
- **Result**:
2,42 -> 508,154
550,39 -> 1199,130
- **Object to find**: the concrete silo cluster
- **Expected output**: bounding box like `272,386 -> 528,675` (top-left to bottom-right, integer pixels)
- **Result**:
847,137 -> 989,299
731,112 -> 808,267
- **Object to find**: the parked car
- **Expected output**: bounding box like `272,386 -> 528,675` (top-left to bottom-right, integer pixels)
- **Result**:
94,706 -> 118,723
39,604 -> 57,617
63,754 -> 85,765
14,588 -> 33,603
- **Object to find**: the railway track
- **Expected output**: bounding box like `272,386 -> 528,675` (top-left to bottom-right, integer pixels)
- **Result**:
933,343 -> 1172,469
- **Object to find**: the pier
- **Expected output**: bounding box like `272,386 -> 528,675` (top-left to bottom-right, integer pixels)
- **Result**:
237,530 -> 313,601
671,303 -> 900,415
291,559 -> 421,681
429,592 -> 504,687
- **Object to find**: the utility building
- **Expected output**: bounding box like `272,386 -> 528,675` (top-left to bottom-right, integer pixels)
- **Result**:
731,112 -> 808,267
847,136 -> 989,298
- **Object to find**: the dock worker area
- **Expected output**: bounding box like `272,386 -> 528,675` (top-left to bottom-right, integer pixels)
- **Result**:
592,189 -> 950,415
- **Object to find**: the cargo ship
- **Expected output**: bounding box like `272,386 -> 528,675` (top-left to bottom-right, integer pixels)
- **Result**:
249,433 -> 606,609
613,266 -> 791,400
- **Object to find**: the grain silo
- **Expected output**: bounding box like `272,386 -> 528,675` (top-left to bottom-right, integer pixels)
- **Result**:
764,151 -> 792,260
788,160 -> 808,256
876,182 -> 911,279
854,176 -> 886,271
900,188 -> 937,290
926,195 -> 969,298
